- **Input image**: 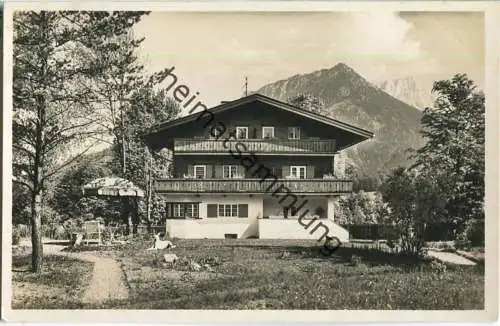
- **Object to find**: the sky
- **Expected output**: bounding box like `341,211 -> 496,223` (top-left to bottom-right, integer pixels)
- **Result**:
133,11 -> 485,108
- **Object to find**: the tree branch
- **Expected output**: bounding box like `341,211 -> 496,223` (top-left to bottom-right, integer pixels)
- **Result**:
42,139 -> 103,183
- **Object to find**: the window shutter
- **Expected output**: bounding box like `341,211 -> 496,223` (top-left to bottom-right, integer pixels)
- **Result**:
253,127 -> 258,139
187,165 -> 194,177
214,165 -> 223,178
282,165 -> 290,178
237,165 -> 246,177
205,165 -> 213,178
238,204 -> 248,218
165,203 -> 172,217
307,165 -> 315,179
207,204 -> 218,218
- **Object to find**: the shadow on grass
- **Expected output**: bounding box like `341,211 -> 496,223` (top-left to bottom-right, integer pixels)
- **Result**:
199,242 -> 428,267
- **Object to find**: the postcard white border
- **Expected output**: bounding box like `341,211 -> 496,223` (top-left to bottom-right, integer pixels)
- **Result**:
2,1 -> 499,323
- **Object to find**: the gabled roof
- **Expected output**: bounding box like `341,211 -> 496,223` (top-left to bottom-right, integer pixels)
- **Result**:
146,93 -> 374,141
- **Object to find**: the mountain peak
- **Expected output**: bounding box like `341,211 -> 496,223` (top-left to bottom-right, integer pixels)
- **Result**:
255,64 -> 424,176
331,62 -> 356,73
332,62 -> 349,69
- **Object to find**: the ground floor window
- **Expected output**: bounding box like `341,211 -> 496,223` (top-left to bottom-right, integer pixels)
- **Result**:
283,206 -> 300,218
166,202 -> 200,219
219,204 -> 238,217
207,203 -> 249,218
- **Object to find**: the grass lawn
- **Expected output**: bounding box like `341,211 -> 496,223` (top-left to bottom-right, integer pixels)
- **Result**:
11,252 -> 94,309
101,238 -> 484,310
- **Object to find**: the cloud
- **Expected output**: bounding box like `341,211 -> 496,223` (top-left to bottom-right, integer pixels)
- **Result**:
134,11 -> 482,106
342,12 -> 421,61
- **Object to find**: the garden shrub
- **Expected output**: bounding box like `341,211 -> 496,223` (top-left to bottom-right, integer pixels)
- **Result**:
12,228 -> 21,246
465,219 -> 484,247
349,254 -> 363,267
429,259 -> 447,273
454,232 -> 472,251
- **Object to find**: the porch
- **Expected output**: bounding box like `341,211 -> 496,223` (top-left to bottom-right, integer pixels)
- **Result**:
174,138 -> 337,155
155,178 -> 352,194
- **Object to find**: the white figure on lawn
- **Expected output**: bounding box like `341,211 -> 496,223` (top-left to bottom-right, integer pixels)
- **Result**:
147,233 -> 176,250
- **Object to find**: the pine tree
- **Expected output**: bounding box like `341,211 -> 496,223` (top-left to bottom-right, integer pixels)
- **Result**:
13,11 -> 148,272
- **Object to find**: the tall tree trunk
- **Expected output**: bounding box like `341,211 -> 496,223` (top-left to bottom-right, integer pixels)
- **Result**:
128,213 -> 133,237
146,153 -> 153,233
122,133 -> 127,175
30,190 -> 43,273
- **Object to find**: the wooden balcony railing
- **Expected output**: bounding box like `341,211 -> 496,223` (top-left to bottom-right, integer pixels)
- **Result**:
174,138 -> 336,154
154,178 -> 352,194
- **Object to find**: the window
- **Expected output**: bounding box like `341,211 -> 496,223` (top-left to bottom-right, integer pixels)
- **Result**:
290,166 -> 306,179
262,126 -> 275,139
209,128 -> 223,139
288,127 -> 301,140
185,203 -> 199,218
218,204 -> 239,217
223,165 -> 238,179
172,203 -> 184,217
236,126 -> 248,139
208,203 -> 248,218
166,203 -> 200,219
194,165 -> 206,179
284,206 -> 299,218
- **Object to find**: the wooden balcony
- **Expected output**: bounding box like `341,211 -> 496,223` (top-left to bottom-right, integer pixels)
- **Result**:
154,178 -> 352,194
174,138 -> 336,155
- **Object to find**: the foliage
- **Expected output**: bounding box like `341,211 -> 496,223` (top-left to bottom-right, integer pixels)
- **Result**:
348,254 -> 363,267
49,155 -> 118,222
380,168 -> 423,254
335,191 -> 389,225
12,229 -> 21,246
13,11 -> 149,272
84,27 -> 180,231
379,75 -> 485,251
464,218 -> 484,246
12,183 -> 31,225
110,85 -> 179,226
289,93 -> 326,115
413,74 -> 485,228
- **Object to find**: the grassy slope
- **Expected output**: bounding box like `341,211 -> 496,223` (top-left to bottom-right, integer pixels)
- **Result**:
103,239 -> 483,310
11,254 -> 94,309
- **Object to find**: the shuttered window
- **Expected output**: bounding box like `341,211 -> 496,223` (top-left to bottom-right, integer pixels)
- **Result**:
208,203 -> 249,217
207,204 -> 218,218
290,166 -> 306,179
166,202 -> 200,219
194,165 -> 206,179
218,204 -> 238,217
223,165 -> 238,178
238,204 -> 248,218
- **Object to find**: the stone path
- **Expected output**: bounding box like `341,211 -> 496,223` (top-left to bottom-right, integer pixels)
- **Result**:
427,250 -> 477,266
29,240 -> 129,304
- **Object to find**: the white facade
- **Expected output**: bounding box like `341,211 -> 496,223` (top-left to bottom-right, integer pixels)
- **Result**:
162,194 -> 349,242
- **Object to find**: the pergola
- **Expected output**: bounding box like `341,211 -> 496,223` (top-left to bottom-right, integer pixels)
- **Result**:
82,177 -> 145,198
82,177 -> 145,238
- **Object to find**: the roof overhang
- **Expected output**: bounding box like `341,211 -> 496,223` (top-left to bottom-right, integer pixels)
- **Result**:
144,93 -> 374,150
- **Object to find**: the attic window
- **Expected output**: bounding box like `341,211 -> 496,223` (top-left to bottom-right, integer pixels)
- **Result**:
288,127 -> 301,140
236,126 -> 248,139
262,126 -> 274,139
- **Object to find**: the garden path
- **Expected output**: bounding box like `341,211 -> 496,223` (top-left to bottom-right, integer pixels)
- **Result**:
34,240 -> 129,303
427,250 -> 477,266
